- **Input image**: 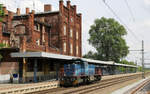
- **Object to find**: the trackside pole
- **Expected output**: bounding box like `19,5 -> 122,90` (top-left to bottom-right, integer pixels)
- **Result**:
142,40 -> 145,79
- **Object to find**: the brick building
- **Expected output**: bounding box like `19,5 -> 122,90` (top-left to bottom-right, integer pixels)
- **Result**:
0,0 -> 82,83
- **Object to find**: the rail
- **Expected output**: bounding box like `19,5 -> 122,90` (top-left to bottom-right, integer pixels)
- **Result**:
29,72 -> 150,94
129,77 -> 150,94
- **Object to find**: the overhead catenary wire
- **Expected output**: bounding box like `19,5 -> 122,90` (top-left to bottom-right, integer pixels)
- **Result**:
102,0 -> 141,42
124,0 -> 135,22
102,0 -> 142,65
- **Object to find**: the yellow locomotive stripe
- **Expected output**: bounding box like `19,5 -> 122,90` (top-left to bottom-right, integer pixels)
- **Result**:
73,80 -> 78,85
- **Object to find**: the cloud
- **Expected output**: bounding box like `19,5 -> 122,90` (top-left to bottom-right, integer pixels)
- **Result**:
0,0 -> 44,13
144,0 -> 150,5
0,0 -> 17,12
19,0 -> 44,14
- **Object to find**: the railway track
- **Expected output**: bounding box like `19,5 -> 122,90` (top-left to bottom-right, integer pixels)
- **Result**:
63,74 -> 141,94
28,73 -> 147,94
129,77 -> 150,94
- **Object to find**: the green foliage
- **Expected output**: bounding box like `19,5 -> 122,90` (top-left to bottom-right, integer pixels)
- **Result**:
120,60 -> 136,66
0,54 -> 2,60
85,17 -> 129,62
0,43 -> 6,60
137,66 -> 142,72
0,4 -> 4,22
119,60 -> 137,72
83,51 -> 98,59
0,43 -> 6,48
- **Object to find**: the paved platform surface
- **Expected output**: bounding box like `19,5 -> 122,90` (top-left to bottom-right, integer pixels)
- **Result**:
0,81 -> 59,94
111,75 -> 150,94
102,72 -> 141,80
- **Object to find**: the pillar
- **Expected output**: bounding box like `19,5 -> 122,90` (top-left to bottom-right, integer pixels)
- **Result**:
22,58 -> 27,83
34,59 -> 37,83
16,8 -> 20,15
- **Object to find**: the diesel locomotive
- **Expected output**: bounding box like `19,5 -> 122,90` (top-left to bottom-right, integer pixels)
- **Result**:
60,59 -> 102,86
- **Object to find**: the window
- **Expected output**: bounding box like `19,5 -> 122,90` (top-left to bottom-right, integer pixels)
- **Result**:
2,23 -> 6,32
15,25 -> 25,34
63,25 -> 66,35
34,24 -> 40,31
70,29 -> 73,38
36,39 -> 40,45
76,46 -> 79,55
70,44 -> 73,54
5,41 -> 8,47
76,31 -> 78,40
71,17 -> 73,23
65,17 -> 67,22
3,40 -> 5,44
63,42 -> 66,53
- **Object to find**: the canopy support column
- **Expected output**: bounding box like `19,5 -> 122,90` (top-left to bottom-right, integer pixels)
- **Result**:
34,59 -> 38,83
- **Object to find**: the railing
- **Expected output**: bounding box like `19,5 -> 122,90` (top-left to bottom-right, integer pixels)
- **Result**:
25,74 -> 57,83
0,81 -> 59,94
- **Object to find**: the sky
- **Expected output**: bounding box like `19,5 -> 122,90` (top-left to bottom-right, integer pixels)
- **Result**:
0,0 -> 150,66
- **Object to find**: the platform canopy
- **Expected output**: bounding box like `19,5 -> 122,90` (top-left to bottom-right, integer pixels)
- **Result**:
81,58 -> 114,65
11,52 -> 78,60
11,52 -> 138,67
114,63 -> 137,68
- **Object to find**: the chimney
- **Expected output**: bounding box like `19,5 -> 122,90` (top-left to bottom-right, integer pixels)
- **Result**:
59,0 -> 64,13
3,7 -> 8,15
26,8 -> 30,14
73,5 -> 76,14
67,0 -> 70,9
78,13 -> 82,17
44,4 -> 52,12
16,8 -> 20,15
32,10 -> 35,14
8,12 -> 14,19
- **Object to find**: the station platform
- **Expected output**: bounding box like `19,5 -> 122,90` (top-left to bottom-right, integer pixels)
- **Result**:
102,72 -> 141,80
0,81 -> 59,94
112,75 -> 150,94
0,72 -> 141,94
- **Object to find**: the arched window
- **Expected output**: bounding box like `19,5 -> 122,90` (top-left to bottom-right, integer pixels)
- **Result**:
76,46 -> 79,55
76,31 -> 78,40
63,25 -> 66,35
15,24 -> 26,35
2,23 -> 6,32
70,29 -> 73,38
70,44 -> 73,54
63,42 -> 66,53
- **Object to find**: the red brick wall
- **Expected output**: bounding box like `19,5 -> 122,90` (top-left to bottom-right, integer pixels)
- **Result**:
0,1 -> 82,57
59,1 -> 82,57
0,62 -> 19,75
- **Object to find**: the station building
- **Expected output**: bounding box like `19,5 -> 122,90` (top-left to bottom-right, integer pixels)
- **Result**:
0,0 -> 82,83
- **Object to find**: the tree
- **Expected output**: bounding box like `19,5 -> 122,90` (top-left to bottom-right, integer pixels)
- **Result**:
83,51 -> 98,59
87,17 -> 129,62
0,4 -> 4,22
0,43 -> 6,60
